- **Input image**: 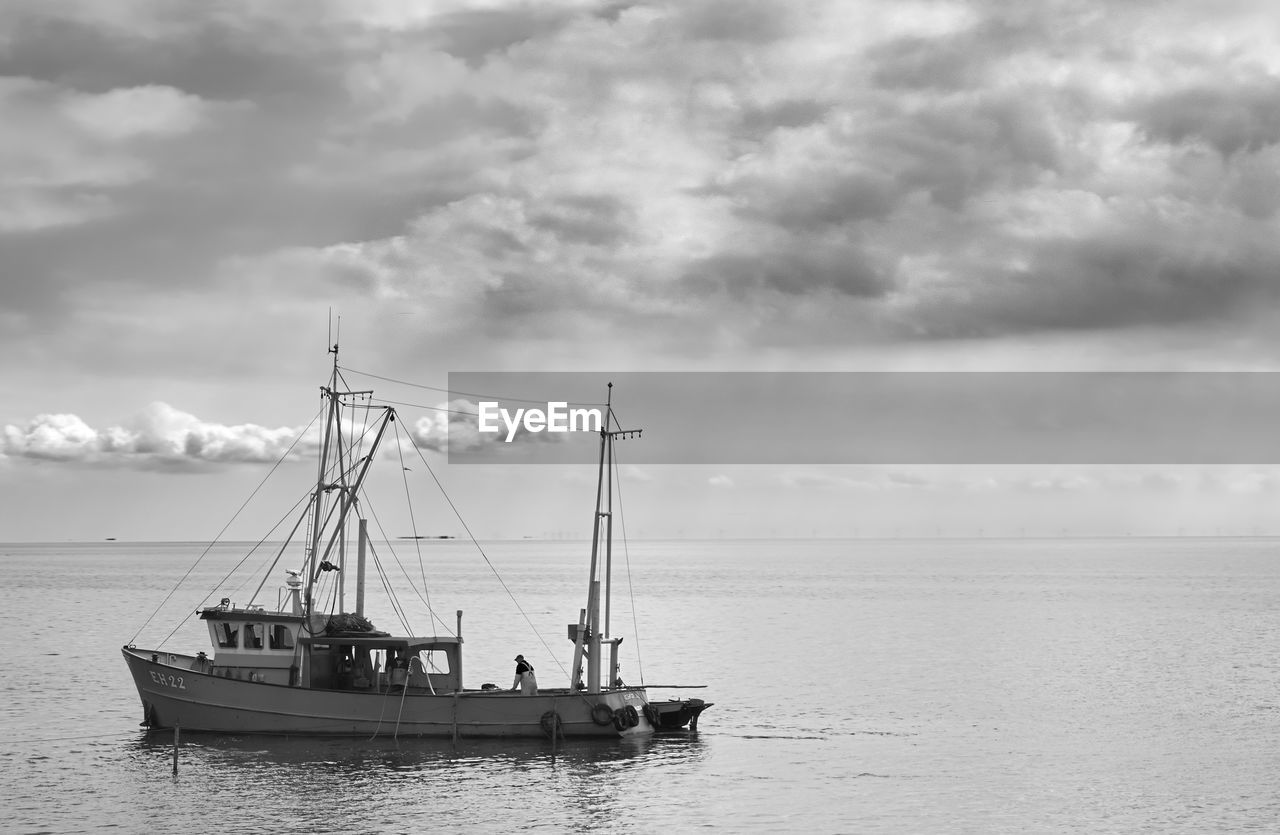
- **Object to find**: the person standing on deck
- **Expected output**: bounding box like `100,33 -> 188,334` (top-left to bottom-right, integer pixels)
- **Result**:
512,655 -> 538,695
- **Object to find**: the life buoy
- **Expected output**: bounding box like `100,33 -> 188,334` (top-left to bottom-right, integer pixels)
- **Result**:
540,710 -> 562,739
591,703 -> 615,727
624,705 -> 640,727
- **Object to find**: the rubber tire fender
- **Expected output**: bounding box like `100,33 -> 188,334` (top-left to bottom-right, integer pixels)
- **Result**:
624,705 -> 640,727
540,710 -> 562,739
591,703 -> 615,727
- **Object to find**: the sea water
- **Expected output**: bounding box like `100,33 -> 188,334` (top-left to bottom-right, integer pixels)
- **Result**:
2,537 -> 1279,833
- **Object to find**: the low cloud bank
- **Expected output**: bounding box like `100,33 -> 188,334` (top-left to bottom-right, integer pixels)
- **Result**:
2,398 -> 539,468
1,402 -> 304,468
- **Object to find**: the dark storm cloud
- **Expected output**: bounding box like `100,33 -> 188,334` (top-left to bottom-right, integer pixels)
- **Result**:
1136,77 -> 1280,156
902,223 -> 1280,338
0,14 -> 345,106
721,168 -> 900,229
424,6 -> 578,68
870,34 -> 989,92
1018,239 -> 1273,331
712,86 -> 1063,233
889,93 -> 1063,207
866,12 -> 1052,92
663,1 -> 1280,341
688,244 -> 891,299
5,0 -> 1280,374
675,0 -> 795,44
737,98 -> 830,138
528,194 -> 636,246
0,3 -> 534,336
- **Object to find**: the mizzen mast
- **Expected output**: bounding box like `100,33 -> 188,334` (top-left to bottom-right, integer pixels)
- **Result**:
571,383 -> 641,694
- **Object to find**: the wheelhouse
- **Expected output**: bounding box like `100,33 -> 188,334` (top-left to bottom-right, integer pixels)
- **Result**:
199,606 -> 309,685
299,635 -> 463,693
198,606 -> 462,692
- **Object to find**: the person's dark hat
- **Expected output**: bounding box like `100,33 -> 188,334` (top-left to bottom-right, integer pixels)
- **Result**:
515,654 -> 524,661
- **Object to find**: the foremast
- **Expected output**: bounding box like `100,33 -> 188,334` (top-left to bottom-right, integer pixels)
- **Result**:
571,383 -> 641,694
302,343 -> 394,625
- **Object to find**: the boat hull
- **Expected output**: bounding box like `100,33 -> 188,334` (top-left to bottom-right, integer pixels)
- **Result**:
124,646 -> 652,738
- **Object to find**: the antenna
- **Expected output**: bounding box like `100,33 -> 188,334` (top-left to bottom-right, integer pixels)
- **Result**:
327,310 -> 340,360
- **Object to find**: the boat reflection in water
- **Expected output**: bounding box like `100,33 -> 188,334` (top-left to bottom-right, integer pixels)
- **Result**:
131,729 -> 709,772
126,732 -> 711,828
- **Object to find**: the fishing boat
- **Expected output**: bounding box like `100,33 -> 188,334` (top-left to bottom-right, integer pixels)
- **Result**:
122,345 -> 710,738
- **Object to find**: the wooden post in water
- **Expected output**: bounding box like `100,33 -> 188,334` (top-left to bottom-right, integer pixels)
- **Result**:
455,610 -> 463,688
172,723 -> 180,775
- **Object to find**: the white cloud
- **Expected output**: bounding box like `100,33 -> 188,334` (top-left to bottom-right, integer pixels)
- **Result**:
407,397 -> 576,453
410,399 -> 483,452
3,413 -> 98,460
61,85 -> 210,140
2,403 -> 303,468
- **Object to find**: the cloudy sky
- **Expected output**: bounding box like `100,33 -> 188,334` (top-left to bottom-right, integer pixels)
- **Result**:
4,0 -> 1280,541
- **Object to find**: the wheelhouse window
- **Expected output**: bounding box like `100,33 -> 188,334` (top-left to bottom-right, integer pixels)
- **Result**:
215,623 -> 238,648
269,624 -> 294,650
417,649 -> 451,674
244,623 -> 264,649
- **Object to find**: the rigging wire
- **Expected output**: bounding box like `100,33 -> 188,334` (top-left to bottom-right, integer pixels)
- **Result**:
392,419 -> 437,626
360,490 -> 453,635
130,405 -> 323,646
339,365 -> 604,409
156,494 -> 309,650
228,488 -> 314,602
369,541 -> 415,634
611,440 -> 646,686
0,730 -> 154,746
364,395 -> 489,419
404,426 -> 569,679
199,491 -> 310,611
212,486 -> 311,603
244,503 -> 315,607
362,495 -> 417,631
305,409 -> 385,579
